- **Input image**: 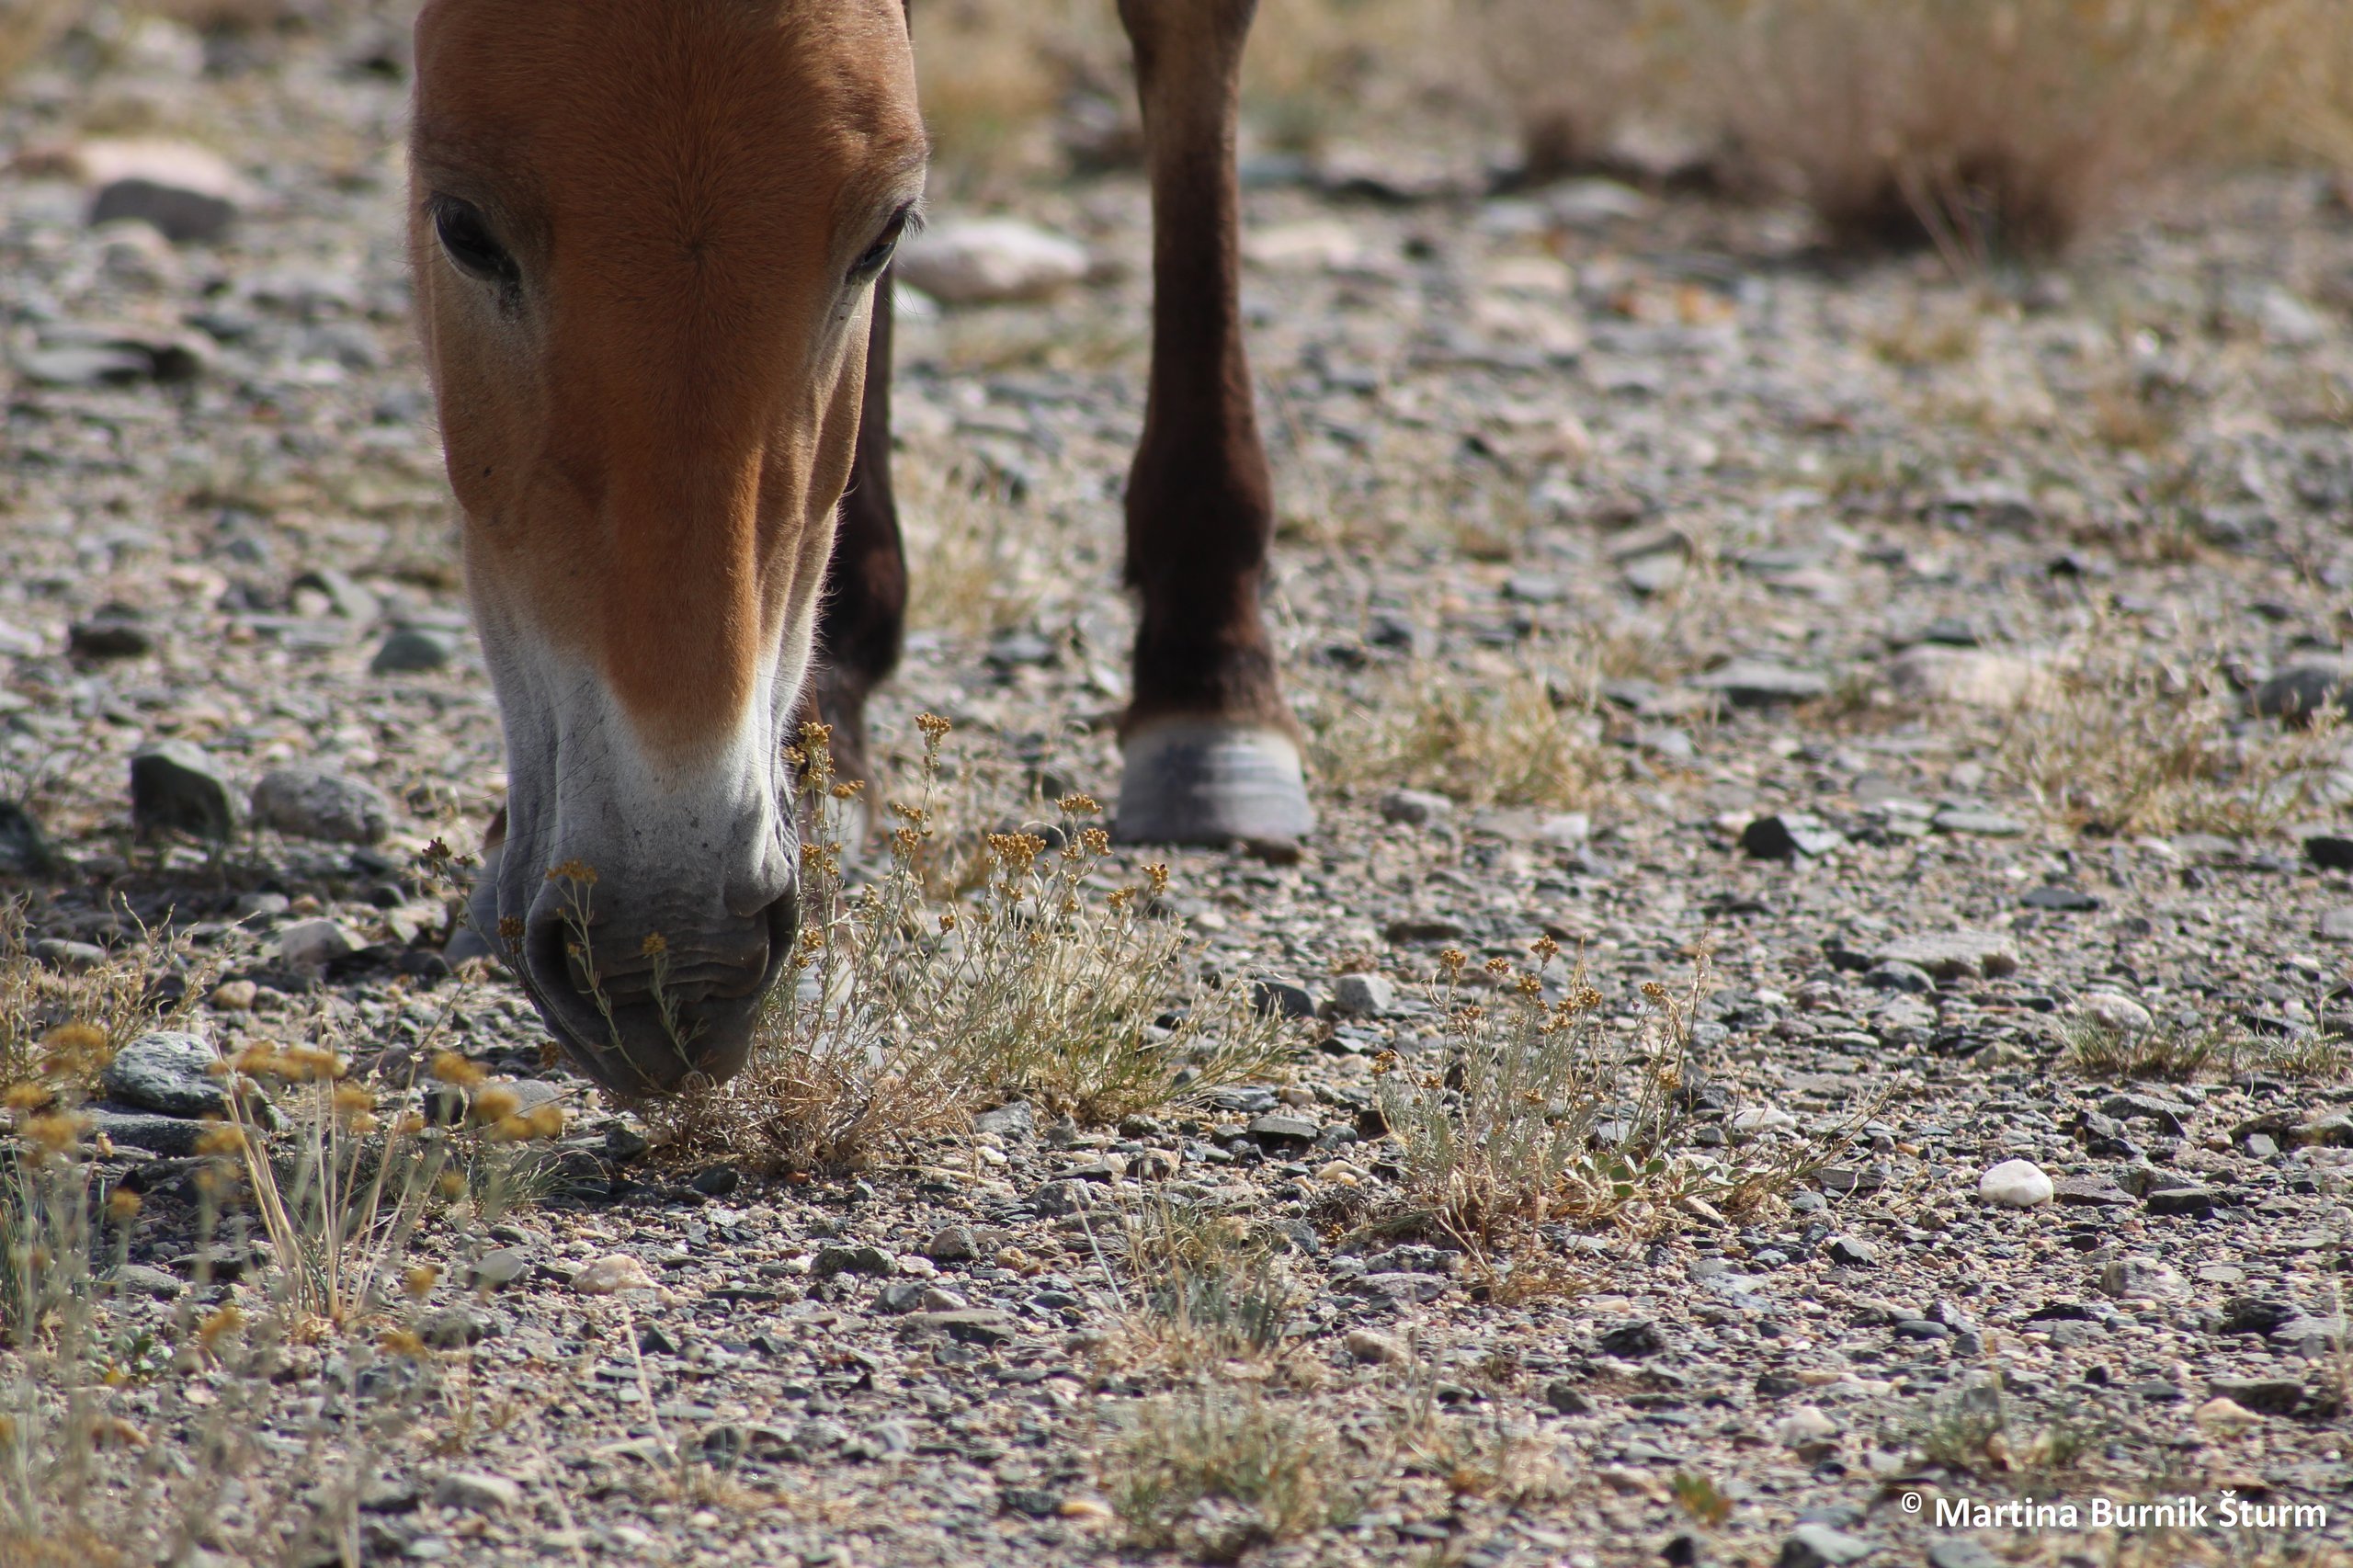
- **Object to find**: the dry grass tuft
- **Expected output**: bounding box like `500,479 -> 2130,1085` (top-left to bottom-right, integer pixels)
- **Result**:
1113,1200 -> 1301,1375
1372,948 -> 1834,1245
0,903 -> 207,1097
644,721 -> 1292,1173
897,454 -> 1048,641
2064,1014 -> 2352,1085
1995,621 -> 2344,835
1305,661 -> 1614,812
1102,1384 -> 1358,1556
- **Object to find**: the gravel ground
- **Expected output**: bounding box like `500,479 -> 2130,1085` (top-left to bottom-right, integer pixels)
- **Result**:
5,13 -> 2353,1568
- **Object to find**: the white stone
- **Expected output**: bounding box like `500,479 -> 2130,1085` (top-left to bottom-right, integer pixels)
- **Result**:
571,1254 -> 658,1295
1979,1159 -> 2055,1208
1330,972 -> 1395,1017
1731,1106 -> 1798,1132
71,138 -> 253,243
894,217 -> 1090,305
1885,645 -> 2049,710
1775,1404 -> 1841,1451
2075,992 -> 2154,1035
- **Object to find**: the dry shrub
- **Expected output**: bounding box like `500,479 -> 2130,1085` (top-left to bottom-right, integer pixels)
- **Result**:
1305,660 -> 1614,811
1372,948 -> 1832,1244
1102,1384 -> 1358,1555
0,903 -> 206,1098
646,721 -> 1292,1173
1995,621 -> 2344,835
1692,0 -> 2305,260
1467,0 -> 1701,178
1113,1201 -> 1301,1375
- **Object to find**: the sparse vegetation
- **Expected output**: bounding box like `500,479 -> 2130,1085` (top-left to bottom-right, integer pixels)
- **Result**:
1914,1372 -> 2097,1481
1102,1384 -> 1359,1556
1372,948 -> 1832,1244
1115,1200 -> 1300,1373
2064,1012 -> 2353,1085
1305,662 -> 1614,812
1996,622 -> 2344,835
645,720 -> 1293,1172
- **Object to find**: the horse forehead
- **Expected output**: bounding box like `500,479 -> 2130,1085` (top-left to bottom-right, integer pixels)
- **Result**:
415,0 -> 919,184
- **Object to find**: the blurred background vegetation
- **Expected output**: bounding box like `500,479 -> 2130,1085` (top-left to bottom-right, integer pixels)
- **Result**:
4,0 -> 2351,261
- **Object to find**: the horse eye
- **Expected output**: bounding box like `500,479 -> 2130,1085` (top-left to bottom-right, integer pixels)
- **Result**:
432,197 -> 518,288
848,207 -> 911,284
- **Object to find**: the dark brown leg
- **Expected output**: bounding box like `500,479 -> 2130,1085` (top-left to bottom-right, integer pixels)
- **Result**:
1113,0 -> 1313,845
813,264 -> 907,792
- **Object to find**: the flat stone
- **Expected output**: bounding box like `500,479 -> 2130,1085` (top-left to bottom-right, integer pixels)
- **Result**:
2306,834 -> 2353,871
1345,1328 -> 1406,1364
108,1263 -> 187,1299
1822,1235 -> 1877,1267
100,1030 -> 227,1118
1927,1542 -> 2001,1568
2318,908 -> 2353,943
2208,1377 -> 2306,1415
2143,1184 -> 2218,1217
1330,972 -> 1396,1017
1979,1159 -> 2054,1208
1028,1180 -> 1095,1216
370,628 -> 457,674
69,617 -> 153,658
1247,1114 -> 1320,1147
85,1106 -> 206,1158
2020,884 -> 2098,910
1775,1404 -> 1841,1451
1871,931 -> 2018,980
1933,808 -> 2029,837
130,741 -> 238,842
2291,1113 -> 2353,1148
75,137 -> 250,243
1861,961 -> 1935,994
1688,659 -> 1830,708
895,217 -> 1090,304
34,938 -> 107,971
901,1310 -> 1018,1346
250,767 -> 392,845
2051,1176 -> 2135,1207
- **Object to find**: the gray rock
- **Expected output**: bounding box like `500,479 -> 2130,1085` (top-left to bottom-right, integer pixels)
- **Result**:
467,1249 -> 530,1290
1378,789 -> 1452,825
1330,972 -> 1396,1017
925,1225 -> 978,1263
812,1245 -> 895,1278
288,567 -> 378,623
69,616 -> 153,658
1871,931 -> 2018,980
972,1101 -> 1035,1140
419,1308 -> 492,1347
370,628 -> 457,674
131,741 -> 239,841
1028,1179 -> 1095,1217
108,1263 -> 187,1299
900,1310 -> 1017,1345
251,768 -> 392,845
1246,1114 -> 1320,1147
1823,1235 -> 1877,1267
1688,659 -> 1830,708
276,919 -> 355,971
2254,665 -> 2351,724
1779,1523 -> 1875,1567
1382,915 -> 1468,943
1250,979 -> 1318,1019
2099,1256 -> 2188,1301
0,801 -> 54,875
2075,992 -> 2154,1032
2319,908 -> 2353,943
2144,1184 -> 2218,1217
2306,833 -> 2353,870
100,1030 -> 226,1118
876,1280 -> 928,1314
1862,960 -> 1935,994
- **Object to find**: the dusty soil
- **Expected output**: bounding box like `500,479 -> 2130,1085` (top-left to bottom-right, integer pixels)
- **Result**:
4,10 -> 2353,1568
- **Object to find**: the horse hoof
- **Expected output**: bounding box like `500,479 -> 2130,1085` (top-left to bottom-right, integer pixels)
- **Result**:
1115,720 -> 1316,846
